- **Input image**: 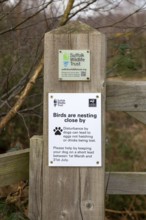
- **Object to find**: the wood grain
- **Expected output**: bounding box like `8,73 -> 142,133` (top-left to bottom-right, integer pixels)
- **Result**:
0,149 -> 29,187
29,136 -> 43,220
127,112 -> 146,124
106,80 -> 146,112
43,21 -> 106,220
106,172 -> 146,195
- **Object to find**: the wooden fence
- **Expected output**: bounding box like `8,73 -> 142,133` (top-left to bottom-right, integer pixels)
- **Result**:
1,135 -> 146,195
1,80 -> 146,194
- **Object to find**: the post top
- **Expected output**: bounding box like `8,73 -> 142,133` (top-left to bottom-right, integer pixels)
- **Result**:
49,21 -> 97,34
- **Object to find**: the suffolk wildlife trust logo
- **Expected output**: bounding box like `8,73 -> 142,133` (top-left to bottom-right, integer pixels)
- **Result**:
63,53 -> 70,67
53,99 -> 66,107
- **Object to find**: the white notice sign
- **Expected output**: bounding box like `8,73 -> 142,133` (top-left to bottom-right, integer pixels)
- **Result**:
48,93 -> 102,167
59,50 -> 90,81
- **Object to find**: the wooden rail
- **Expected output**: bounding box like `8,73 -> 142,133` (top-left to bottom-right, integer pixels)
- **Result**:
106,172 -> 146,195
107,80 -> 146,112
107,80 -> 146,124
0,148 -> 29,187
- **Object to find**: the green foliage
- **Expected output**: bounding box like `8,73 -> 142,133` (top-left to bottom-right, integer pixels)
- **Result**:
113,54 -> 140,73
0,199 -> 28,220
107,33 -> 146,77
7,212 -> 28,220
106,112 -> 141,172
106,195 -> 131,211
106,195 -> 146,219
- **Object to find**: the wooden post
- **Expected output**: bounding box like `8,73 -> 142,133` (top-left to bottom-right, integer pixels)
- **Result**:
43,21 -> 106,220
29,136 -> 43,220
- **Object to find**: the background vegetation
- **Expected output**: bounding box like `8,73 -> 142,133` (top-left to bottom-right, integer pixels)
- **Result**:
1,0 -> 146,219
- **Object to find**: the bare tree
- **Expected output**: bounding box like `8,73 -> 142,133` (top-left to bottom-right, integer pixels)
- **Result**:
0,0 -> 146,146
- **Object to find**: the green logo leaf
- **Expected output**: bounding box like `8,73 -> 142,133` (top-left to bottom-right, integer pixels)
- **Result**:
63,53 -> 69,61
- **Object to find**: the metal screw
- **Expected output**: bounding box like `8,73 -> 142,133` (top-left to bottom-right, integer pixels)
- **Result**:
50,161 -> 53,164
87,77 -> 90,80
96,161 -> 99,164
96,95 -> 99,98
50,95 -> 53,98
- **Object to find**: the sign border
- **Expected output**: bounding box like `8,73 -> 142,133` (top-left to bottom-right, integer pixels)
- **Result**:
48,93 -> 102,167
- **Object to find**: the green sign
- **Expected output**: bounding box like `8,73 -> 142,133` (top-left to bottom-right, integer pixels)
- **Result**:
59,50 -> 90,81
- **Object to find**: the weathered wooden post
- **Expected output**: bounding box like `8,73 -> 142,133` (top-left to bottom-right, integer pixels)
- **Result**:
29,21 -> 106,220
42,21 -> 106,220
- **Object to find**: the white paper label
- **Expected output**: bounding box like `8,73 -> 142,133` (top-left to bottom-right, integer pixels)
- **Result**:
48,93 -> 102,167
